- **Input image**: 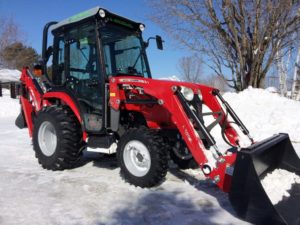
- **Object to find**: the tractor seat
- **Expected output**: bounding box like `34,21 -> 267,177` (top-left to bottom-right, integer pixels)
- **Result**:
77,98 -> 103,111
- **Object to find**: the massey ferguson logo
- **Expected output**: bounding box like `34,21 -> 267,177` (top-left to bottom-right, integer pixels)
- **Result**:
119,78 -> 149,84
183,127 -> 192,142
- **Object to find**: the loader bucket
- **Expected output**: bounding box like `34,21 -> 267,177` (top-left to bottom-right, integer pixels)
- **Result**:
229,133 -> 300,225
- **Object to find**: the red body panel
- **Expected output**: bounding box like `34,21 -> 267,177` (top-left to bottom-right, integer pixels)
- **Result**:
20,68 -> 43,112
43,92 -> 88,141
43,92 -> 82,122
19,68 -> 43,137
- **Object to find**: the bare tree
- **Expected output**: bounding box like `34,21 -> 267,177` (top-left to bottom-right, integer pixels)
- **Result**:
202,74 -> 228,92
0,16 -> 24,67
178,54 -> 228,91
0,16 -> 23,51
150,0 -> 300,91
178,54 -> 203,82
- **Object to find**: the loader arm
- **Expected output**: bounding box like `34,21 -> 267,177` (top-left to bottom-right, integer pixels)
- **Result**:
109,76 -> 241,191
110,76 -> 300,224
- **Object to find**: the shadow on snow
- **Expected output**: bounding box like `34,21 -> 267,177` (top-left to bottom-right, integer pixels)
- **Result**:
83,152 -> 241,225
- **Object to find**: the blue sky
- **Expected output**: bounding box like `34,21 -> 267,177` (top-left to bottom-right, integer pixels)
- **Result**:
0,0 -> 193,78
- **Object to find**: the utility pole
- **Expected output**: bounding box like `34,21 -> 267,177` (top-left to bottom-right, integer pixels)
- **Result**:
291,46 -> 300,100
276,49 -> 288,97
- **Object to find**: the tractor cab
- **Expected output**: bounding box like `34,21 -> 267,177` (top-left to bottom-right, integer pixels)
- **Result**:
42,7 -> 162,134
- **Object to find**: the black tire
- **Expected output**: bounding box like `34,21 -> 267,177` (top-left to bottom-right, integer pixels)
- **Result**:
169,150 -> 198,170
169,139 -> 198,170
117,127 -> 168,188
33,105 -> 83,170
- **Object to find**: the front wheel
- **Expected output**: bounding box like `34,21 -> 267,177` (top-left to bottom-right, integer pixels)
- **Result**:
117,127 -> 168,188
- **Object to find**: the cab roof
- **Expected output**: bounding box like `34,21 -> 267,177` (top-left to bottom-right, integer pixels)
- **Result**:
51,7 -> 142,32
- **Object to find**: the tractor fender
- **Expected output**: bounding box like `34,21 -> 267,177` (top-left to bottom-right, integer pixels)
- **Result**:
42,91 -> 88,141
43,91 -> 82,123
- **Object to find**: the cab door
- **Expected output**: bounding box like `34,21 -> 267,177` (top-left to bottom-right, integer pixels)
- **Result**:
53,22 -> 104,133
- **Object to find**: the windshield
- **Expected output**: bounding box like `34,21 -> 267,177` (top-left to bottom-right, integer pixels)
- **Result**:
100,25 -> 150,78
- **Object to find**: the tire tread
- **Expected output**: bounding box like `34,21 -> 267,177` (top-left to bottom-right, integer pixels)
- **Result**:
33,105 -> 83,170
117,127 -> 168,188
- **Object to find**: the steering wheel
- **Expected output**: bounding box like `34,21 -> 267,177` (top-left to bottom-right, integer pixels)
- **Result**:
66,75 -> 80,86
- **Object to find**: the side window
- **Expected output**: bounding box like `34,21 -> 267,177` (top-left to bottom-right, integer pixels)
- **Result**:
58,39 -> 64,66
66,25 -> 99,82
52,36 -> 65,85
103,45 -> 112,76
53,24 -> 101,88
69,38 -> 92,80
58,38 -> 65,83
64,23 -> 102,102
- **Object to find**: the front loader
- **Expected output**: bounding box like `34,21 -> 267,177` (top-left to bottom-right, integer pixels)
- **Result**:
16,7 -> 300,225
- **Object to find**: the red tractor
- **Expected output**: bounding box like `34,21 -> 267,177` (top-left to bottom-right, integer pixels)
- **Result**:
16,7 -> 299,225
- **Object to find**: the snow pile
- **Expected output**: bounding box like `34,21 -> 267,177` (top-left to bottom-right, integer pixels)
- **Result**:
261,169 -> 300,204
0,69 -> 20,82
265,86 -> 278,93
223,87 -> 300,143
159,75 -> 181,81
221,87 -> 300,207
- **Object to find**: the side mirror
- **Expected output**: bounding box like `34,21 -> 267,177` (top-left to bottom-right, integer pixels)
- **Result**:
156,35 -> 163,50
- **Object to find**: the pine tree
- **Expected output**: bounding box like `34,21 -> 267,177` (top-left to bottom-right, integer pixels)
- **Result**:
0,42 -> 40,70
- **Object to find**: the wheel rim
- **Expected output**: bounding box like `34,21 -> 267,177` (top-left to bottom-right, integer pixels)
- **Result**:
38,121 -> 57,156
123,140 -> 151,177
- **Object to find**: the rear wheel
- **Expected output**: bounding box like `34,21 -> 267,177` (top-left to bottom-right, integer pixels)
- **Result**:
33,106 -> 83,170
117,127 -> 168,187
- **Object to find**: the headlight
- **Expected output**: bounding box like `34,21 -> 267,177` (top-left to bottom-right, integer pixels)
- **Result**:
197,89 -> 203,101
180,86 -> 194,101
99,9 -> 106,18
139,24 -> 145,32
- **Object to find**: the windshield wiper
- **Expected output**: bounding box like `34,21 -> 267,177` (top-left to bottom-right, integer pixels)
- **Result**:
131,52 -> 141,70
128,47 -> 145,75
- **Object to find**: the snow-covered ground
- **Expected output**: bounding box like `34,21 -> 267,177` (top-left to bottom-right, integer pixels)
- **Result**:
0,69 -> 20,82
0,87 -> 299,225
